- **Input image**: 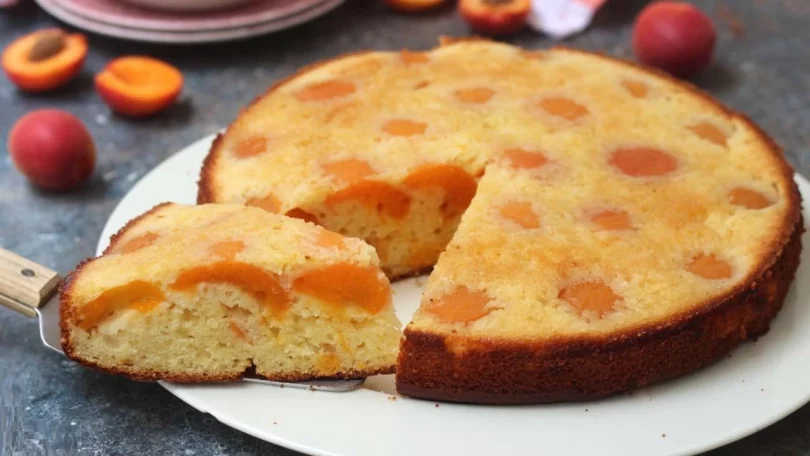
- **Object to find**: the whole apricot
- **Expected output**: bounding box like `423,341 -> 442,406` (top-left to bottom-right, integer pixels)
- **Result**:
8,109 -> 96,191
632,1 -> 716,78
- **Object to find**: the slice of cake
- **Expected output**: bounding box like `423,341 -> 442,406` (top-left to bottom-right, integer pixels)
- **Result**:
60,203 -> 401,382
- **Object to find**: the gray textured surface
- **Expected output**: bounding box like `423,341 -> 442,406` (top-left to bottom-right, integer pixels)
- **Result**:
1,0 -> 808,454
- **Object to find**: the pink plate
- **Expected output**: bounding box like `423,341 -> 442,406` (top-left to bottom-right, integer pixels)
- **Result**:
34,0 -> 344,43
53,0 -> 329,32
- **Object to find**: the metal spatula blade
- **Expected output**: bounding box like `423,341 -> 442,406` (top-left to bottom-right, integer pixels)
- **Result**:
1,247 -> 363,392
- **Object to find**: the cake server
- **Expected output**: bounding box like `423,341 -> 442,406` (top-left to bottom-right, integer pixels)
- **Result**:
0,247 -> 364,392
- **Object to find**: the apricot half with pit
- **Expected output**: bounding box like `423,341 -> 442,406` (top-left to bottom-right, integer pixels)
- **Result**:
8,109 -> 96,191
95,56 -> 184,117
1,28 -> 87,92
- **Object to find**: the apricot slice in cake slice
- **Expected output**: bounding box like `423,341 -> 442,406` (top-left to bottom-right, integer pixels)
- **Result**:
60,203 -> 401,383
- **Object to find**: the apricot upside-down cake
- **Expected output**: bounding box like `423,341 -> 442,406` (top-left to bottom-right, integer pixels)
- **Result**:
199,38 -> 802,402
65,38 -> 802,403
60,203 -> 401,382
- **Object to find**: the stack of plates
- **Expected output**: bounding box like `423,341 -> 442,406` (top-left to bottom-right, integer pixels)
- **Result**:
33,0 -> 344,43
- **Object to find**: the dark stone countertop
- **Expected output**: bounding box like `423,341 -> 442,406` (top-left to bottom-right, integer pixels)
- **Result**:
1,1 -> 809,454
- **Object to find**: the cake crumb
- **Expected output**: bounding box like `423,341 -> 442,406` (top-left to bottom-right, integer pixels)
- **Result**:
435,404 -> 439,408
585,408 -> 588,412
662,433 -> 666,438
388,396 -> 398,401
273,421 -> 278,425
761,388 -> 764,392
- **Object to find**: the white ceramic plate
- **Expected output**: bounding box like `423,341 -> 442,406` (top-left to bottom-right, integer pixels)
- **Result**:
98,134 -> 810,456
34,0 -> 343,44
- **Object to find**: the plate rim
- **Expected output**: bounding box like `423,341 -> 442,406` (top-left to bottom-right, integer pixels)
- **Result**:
52,0 -> 332,32
96,133 -> 810,456
34,0 -> 344,43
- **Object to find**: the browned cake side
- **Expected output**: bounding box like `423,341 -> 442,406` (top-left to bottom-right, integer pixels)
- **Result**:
397,215 -> 802,404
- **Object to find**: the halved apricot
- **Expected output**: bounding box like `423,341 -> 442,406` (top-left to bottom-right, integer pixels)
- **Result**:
590,209 -> 633,231
502,148 -> 549,170
455,87 -> 495,104
459,0 -> 531,36
233,136 -> 268,158
316,353 -> 342,373
322,158 -> 377,183
171,261 -> 289,315
538,97 -> 589,121
689,121 -> 728,146
209,240 -> 245,261
403,164 -> 477,219
520,50 -> 548,60
286,208 -> 319,224
386,0 -> 444,13
401,49 -> 430,64
229,321 -> 252,343
95,56 -> 183,117
77,281 -> 165,330
610,147 -> 678,177
292,263 -> 390,314
323,102 -> 357,124
729,187 -> 772,209
621,79 -> 648,98
687,254 -> 732,280
2,28 -> 87,92
382,119 -> 427,137
295,80 -> 356,102
117,232 -> 159,254
246,193 -> 281,213
413,80 -> 431,89
559,280 -> 621,318
325,180 -> 411,219
422,286 -> 494,323
316,230 -> 347,250
499,201 -> 540,229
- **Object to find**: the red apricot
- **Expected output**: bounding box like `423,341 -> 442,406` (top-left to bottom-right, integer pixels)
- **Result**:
8,109 -> 95,191
632,1 -> 716,78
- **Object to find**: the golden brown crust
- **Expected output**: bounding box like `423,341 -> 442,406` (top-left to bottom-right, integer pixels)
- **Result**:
397,215 -> 803,404
196,134 -> 223,204
102,202 -> 173,254
197,52 -> 374,205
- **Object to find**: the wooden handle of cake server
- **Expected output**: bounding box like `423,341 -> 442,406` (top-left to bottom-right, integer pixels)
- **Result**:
0,248 -> 61,318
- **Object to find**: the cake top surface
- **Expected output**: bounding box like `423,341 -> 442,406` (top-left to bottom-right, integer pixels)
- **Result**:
67,203 -> 381,309
202,39 -> 798,341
